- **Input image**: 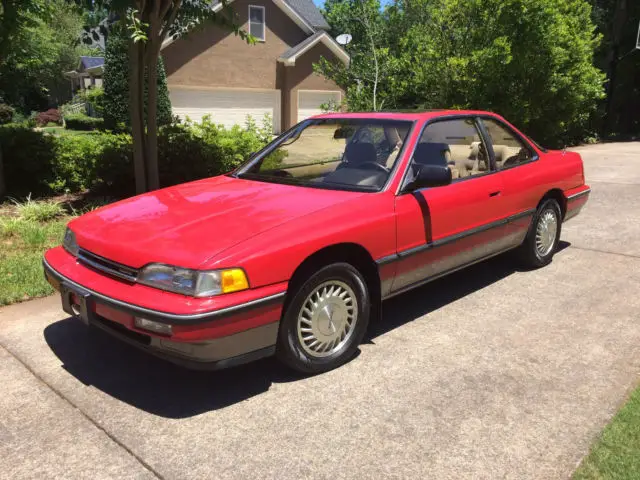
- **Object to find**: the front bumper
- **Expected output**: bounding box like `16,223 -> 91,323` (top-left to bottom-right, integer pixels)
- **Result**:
43,258 -> 284,370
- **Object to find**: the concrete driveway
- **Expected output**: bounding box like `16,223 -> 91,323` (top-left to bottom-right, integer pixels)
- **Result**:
2,142 -> 640,479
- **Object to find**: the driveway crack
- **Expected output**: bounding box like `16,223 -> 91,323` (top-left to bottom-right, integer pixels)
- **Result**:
0,342 -> 164,480
568,245 -> 640,260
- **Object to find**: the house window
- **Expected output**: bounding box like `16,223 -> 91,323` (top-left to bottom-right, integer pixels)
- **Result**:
248,5 -> 265,41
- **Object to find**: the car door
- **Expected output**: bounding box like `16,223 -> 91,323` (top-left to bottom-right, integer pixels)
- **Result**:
390,117 -> 514,294
479,117 -> 542,243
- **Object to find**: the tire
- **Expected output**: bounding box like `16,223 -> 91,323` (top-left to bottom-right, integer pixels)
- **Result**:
276,263 -> 370,374
518,198 -> 562,268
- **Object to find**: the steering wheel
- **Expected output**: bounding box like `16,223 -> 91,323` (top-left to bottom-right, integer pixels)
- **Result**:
357,161 -> 390,173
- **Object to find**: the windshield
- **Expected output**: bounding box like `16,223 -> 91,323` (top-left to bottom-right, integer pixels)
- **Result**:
235,118 -> 414,192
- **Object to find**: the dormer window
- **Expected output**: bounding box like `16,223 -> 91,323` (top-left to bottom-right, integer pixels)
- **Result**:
249,5 -> 266,41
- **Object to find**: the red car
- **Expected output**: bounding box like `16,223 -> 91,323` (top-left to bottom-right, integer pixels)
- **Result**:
43,111 -> 590,373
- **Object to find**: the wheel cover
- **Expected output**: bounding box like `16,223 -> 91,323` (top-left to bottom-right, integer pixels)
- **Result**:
296,280 -> 358,358
535,209 -> 558,257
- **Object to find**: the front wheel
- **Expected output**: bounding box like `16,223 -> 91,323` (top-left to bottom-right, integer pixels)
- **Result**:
276,263 -> 370,374
518,198 -> 562,268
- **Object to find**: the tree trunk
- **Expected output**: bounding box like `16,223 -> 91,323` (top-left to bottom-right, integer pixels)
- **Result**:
129,39 -> 147,194
145,6 -> 163,192
605,0 -> 628,133
0,143 -> 5,199
146,50 -> 160,191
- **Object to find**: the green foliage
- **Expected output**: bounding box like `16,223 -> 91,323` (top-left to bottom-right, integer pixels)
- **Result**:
52,131 -> 132,192
0,116 -> 273,197
10,194 -> 66,222
573,385 -> 640,479
320,0 -> 606,146
84,87 -> 105,117
64,113 -> 105,131
103,26 -> 172,130
0,0 -> 95,112
587,0 -> 640,137
0,104 -> 15,124
0,205 -> 70,305
0,124 -> 56,196
103,25 -> 130,129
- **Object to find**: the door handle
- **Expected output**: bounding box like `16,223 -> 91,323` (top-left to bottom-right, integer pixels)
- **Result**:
489,191 -> 501,197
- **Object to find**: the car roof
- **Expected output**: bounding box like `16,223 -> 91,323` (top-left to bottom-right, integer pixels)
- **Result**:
313,110 -> 501,121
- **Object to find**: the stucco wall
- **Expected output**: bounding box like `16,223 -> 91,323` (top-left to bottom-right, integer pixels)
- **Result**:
161,0 -> 344,130
163,0 -> 306,89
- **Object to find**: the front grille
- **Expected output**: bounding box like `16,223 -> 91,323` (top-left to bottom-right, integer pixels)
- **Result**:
78,248 -> 138,283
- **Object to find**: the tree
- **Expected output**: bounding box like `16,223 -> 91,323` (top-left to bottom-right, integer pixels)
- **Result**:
319,0 -> 606,146
103,24 -> 172,130
0,0 -> 50,197
589,0 -> 640,137
79,0 -> 252,193
317,0 -> 397,111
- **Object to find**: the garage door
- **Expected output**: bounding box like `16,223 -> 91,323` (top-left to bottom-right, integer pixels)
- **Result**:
298,90 -> 342,123
170,88 -> 281,133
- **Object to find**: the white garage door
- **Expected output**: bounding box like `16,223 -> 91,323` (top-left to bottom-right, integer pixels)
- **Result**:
170,88 -> 281,133
298,90 -> 342,123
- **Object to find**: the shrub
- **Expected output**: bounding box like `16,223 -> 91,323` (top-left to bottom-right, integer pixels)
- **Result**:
35,109 -> 61,127
0,104 -> 15,124
1,117 -> 272,198
11,194 -> 65,222
51,132 -> 132,193
0,124 -> 56,196
84,87 -> 105,117
64,113 -> 104,131
104,26 -> 172,130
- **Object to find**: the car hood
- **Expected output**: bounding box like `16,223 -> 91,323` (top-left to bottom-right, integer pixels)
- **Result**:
70,176 -> 363,269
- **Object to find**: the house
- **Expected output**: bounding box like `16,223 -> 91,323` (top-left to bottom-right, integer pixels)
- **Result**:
161,0 -> 349,133
64,56 -> 105,94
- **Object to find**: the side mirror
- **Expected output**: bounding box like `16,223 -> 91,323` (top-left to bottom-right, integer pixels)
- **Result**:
403,164 -> 452,192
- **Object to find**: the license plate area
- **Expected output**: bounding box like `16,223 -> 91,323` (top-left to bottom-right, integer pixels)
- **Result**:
60,282 -> 93,325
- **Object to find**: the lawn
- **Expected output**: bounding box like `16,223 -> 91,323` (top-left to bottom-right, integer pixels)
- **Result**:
41,126 -> 97,136
0,198 -> 74,305
573,386 -> 640,479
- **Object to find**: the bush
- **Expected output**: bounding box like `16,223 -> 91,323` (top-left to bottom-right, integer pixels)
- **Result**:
0,104 -> 15,124
35,109 -> 61,127
1,117 -> 272,197
10,194 -> 66,222
64,113 -> 104,131
104,26 -> 172,130
0,124 -> 56,196
84,87 -> 105,117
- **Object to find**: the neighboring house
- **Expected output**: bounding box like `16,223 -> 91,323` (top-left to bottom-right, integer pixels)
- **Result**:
161,0 -> 349,133
64,56 -> 105,93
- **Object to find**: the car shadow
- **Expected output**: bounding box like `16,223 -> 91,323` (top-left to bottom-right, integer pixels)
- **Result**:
44,241 -> 571,419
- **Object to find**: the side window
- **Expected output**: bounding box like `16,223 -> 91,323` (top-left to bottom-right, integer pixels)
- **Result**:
414,118 -> 489,179
482,118 -> 534,169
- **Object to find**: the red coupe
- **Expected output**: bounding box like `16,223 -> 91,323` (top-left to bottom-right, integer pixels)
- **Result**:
43,111 -> 590,373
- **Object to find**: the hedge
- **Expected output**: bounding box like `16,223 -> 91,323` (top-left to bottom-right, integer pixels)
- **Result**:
0,115 -> 273,198
64,114 -> 105,131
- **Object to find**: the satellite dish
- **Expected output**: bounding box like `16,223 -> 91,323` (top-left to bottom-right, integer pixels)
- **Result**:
336,33 -> 352,46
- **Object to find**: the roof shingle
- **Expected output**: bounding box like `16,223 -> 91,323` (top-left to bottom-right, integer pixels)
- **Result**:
80,56 -> 105,70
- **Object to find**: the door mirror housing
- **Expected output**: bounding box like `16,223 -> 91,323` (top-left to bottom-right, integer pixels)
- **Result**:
403,164 -> 452,193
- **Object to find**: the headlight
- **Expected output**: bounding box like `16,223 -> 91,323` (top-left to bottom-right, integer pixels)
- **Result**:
138,264 -> 249,297
63,227 -> 79,256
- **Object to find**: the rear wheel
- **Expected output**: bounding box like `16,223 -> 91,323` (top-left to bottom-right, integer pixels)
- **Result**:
518,198 -> 562,268
276,263 -> 370,374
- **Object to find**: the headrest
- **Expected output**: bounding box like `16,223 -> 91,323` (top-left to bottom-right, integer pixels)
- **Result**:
413,143 -> 451,167
345,142 -> 377,165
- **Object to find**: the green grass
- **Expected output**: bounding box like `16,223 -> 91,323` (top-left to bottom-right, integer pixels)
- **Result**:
41,126 -> 97,136
0,199 -> 72,306
573,386 -> 640,479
